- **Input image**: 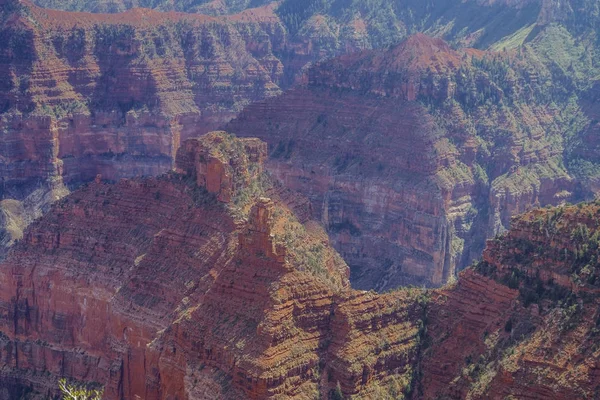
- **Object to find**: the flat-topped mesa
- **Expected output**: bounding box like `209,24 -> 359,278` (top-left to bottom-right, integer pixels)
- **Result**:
175,131 -> 267,203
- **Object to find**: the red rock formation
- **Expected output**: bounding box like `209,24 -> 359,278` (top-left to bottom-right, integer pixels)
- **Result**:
0,132 -> 423,399
1,0 -> 583,279
1,132 -> 599,400
227,34 -> 579,290
309,33 -> 467,101
420,202 -> 600,399
175,132 -> 267,203
228,85 -> 453,290
0,0 -> 290,254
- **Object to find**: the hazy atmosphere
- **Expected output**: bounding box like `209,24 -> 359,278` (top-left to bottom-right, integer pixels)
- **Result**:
0,0 -> 599,398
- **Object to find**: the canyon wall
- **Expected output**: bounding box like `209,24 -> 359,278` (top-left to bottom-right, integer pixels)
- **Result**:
420,201 -> 600,399
0,0 -> 290,253
1,0 -> 598,288
30,0 -> 275,14
227,34 -> 586,289
1,133 -> 600,399
0,132 -> 425,399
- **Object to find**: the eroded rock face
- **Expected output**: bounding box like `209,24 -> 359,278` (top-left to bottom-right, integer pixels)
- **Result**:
226,34 -> 585,289
0,132 -> 424,399
0,0 -> 290,253
2,133 -> 600,399
1,0 -> 597,279
229,85 -> 453,289
420,202 -> 600,399
175,132 -> 267,203
31,0 -> 275,14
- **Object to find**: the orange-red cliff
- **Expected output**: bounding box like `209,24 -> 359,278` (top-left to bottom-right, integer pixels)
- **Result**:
0,132 -> 424,399
1,132 -> 600,399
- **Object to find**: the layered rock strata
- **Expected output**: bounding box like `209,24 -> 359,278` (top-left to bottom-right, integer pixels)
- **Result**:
0,132 -> 424,399
227,34 -> 585,289
420,201 -> 600,399
4,135 -> 600,399
0,0 -> 289,254
2,0 -> 599,288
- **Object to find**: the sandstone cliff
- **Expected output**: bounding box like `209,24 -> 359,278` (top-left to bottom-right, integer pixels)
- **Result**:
2,0 -> 599,287
0,132 -> 425,399
0,0 -> 288,255
3,134 -> 600,399
226,34 -> 587,289
419,201 -> 600,399
31,0 -> 274,14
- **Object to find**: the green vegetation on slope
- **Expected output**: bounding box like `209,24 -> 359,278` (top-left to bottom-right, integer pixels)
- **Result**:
277,0 -> 542,47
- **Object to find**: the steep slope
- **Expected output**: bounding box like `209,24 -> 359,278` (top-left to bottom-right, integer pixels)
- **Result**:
3,134 -> 600,399
226,34 -> 589,289
276,0 -> 541,50
31,0 -> 600,90
0,132 -> 425,400
30,0 -> 275,14
0,0 -> 287,256
420,201 -> 600,399
2,0 -> 599,277
276,0 -> 599,54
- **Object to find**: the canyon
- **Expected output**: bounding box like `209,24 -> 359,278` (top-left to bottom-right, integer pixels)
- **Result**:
1,0 -> 599,288
0,132 -> 424,399
0,0 -> 288,254
1,131 -> 600,399
29,0 -> 275,14
0,0 -> 600,398
227,33 -> 591,289
419,201 -> 600,399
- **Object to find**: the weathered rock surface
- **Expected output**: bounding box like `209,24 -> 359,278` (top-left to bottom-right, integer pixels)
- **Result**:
227,33 -> 587,289
0,132 -> 425,399
420,201 -> 600,399
3,134 -> 600,399
2,0 -> 599,285
31,0 -> 274,14
0,0 -> 290,255
175,133 -> 267,203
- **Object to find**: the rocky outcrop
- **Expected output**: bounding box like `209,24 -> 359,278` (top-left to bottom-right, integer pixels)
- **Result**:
3,134 -> 600,399
307,34 -> 467,102
0,132 -> 424,399
31,0 -> 274,14
1,0 -> 598,280
419,201 -> 600,399
229,85 -> 454,289
227,34 -> 585,289
175,132 -> 267,203
0,0 -> 289,255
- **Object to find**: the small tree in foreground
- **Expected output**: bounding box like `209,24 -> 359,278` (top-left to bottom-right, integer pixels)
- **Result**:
58,379 -> 103,400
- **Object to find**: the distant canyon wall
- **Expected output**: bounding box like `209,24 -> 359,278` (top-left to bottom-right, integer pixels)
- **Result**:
1,0 -> 598,289
0,1 -> 290,250
226,34 -> 590,289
